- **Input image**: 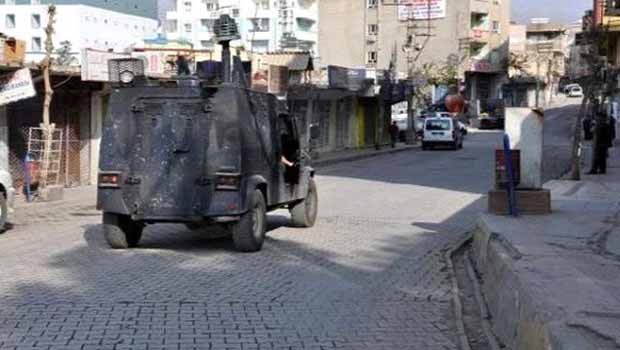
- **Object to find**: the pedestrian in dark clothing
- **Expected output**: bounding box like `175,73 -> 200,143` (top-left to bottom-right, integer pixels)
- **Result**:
176,55 -> 191,76
583,117 -> 593,141
588,114 -> 612,174
610,116 -> 617,146
389,121 -> 399,148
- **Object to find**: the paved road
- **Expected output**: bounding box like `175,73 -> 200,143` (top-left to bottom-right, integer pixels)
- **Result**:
543,98 -> 582,182
0,131 -> 500,350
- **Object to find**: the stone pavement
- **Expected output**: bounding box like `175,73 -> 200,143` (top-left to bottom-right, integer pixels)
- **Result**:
0,131 -> 499,350
472,145 -> 620,350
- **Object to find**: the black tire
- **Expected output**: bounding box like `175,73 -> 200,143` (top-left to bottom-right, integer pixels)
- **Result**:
0,194 -> 7,234
232,190 -> 267,253
422,142 -> 428,150
103,212 -> 143,249
290,178 -> 318,228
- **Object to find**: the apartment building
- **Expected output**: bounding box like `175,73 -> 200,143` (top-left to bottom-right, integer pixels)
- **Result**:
319,0 -> 511,111
165,0 -> 318,54
0,0 -> 158,64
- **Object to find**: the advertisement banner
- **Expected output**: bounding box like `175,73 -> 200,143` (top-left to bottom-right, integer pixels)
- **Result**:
0,68 -> 36,106
131,51 -> 175,78
81,49 -> 130,82
398,0 -> 446,21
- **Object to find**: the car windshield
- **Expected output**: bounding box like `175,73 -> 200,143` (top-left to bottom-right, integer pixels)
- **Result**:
426,119 -> 451,130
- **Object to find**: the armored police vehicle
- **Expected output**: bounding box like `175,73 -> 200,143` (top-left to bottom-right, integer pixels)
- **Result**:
96,16 -> 318,252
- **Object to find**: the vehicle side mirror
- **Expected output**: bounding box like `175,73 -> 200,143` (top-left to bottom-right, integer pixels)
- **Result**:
309,124 -> 320,140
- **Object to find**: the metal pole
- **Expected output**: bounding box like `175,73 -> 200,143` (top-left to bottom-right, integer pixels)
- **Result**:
536,52 -> 540,108
503,134 -> 518,217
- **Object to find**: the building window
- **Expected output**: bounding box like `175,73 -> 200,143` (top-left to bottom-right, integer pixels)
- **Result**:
232,8 -> 240,17
368,24 -> 378,35
367,51 -> 377,64
251,40 -> 269,53
492,21 -> 500,33
202,0 -> 217,11
184,1 -> 192,12
368,0 -> 378,8
184,23 -> 192,33
250,18 -> 269,32
259,0 -> 270,9
297,18 -> 314,32
32,37 -> 42,51
201,19 -> 214,32
31,14 -> 41,28
200,40 -> 214,49
5,14 -> 15,29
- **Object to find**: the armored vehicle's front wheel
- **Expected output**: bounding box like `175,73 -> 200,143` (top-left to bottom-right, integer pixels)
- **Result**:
103,212 -> 144,249
232,190 -> 267,253
290,178 -> 318,228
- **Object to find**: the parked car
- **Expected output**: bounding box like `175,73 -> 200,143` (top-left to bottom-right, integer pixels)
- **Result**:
434,112 -> 468,136
422,117 -> 463,150
568,86 -> 583,98
0,168 -> 15,233
564,83 -> 580,94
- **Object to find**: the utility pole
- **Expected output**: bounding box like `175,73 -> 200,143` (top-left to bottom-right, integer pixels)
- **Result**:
380,0 -> 434,145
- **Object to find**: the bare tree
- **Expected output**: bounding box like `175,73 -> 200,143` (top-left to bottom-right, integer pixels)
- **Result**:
568,25 -> 608,180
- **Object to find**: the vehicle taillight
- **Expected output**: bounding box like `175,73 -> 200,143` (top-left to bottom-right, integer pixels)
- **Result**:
98,172 -> 121,188
216,173 -> 241,191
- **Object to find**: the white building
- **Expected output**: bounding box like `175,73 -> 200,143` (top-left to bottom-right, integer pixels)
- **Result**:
0,4 -> 158,64
165,0 -> 318,54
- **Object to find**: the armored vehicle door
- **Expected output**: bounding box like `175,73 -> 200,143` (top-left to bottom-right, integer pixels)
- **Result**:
277,114 -> 306,202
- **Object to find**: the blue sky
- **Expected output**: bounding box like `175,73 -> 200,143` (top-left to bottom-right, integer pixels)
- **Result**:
512,0 -> 591,24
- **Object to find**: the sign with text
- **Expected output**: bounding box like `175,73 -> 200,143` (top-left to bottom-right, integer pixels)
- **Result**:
0,68 -> 36,106
398,0 -> 446,21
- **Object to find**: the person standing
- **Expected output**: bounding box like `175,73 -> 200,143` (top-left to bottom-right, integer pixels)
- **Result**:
389,121 -> 400,148
588,112 -> 612,174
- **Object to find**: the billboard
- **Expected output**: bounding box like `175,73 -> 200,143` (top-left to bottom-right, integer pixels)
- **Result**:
398,0 -> 446,21
0,68 -> 36,106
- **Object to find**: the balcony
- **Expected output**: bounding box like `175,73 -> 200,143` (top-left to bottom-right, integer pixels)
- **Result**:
603,15 -> 620,31
525,40 -> 564,53
466,58 -> 503,73
470,29 -> 490,43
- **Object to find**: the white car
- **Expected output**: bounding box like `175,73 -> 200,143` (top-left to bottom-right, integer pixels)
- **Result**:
435,112 -> 468,135
422,117 -> 463,150
568,86 -> 583,98
564,83 -> 580,94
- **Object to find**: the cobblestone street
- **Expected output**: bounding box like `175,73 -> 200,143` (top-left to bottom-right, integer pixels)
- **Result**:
0,131 -> 499,350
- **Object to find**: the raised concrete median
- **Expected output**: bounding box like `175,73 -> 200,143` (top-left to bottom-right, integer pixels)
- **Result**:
471,148 -> 620,350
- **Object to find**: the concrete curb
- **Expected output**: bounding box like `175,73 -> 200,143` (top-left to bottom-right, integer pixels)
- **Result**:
464,250 -> 501,350
313,145 -> 418,168
444,232 -> 474,350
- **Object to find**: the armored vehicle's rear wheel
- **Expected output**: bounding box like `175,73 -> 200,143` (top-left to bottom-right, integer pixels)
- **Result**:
290,178 -> 318,228
0,194 -> 7,233
103,212 -> 144,249
232,190 -> 266,253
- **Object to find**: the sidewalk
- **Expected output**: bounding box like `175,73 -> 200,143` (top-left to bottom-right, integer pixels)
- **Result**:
8,144 -> 418,227
472,146 -> 620,350
313,143 -> 418,167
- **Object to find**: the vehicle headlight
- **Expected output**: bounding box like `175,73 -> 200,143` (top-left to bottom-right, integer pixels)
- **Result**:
119,70 -> 135,84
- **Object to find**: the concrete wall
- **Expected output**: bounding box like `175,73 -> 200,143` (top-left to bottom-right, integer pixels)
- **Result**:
318,0 -> 511,79
2,0 -> 158,19
0,4 -> 158,64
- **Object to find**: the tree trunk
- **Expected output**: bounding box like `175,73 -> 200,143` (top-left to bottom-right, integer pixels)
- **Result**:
569,90 -> 589,180
42,58 -> 53,128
